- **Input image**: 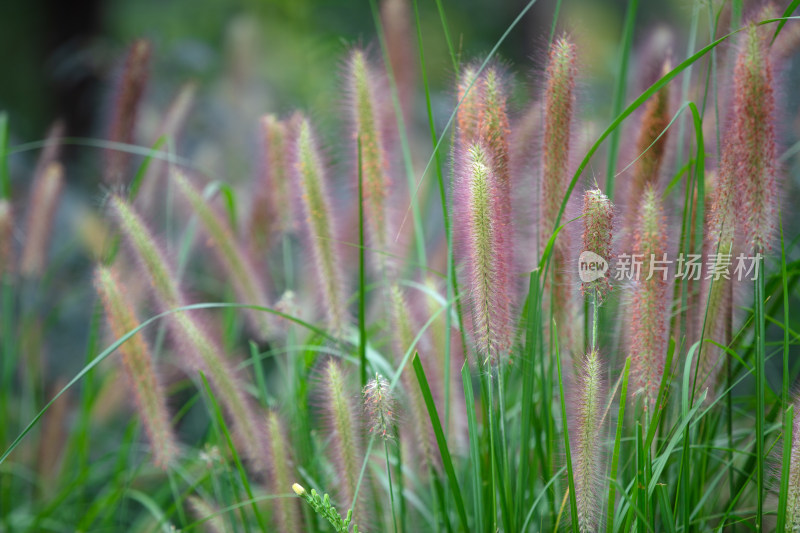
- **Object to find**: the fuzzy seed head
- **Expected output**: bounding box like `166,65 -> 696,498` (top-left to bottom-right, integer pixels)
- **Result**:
173,169 -> 272,339
732,23 -> 778,251
787,394 -> 800,530
628,187 -> 668,409
457,65 -> 485,144
188,497 -> 228,533
20,161 -> 64,278
321,359 -> 367,525
350,49 -> 391,260
106,39 -> 152,186
95,265 -> 176,469
110,195 -> 183,309
541,36 -> 577,255
261,114 -> 293,234
581,187 -> 614,301
626,59 -> 671,235
363,373 -> 396,441
457,143 -> 513,362
571,349 -> 605,533
294,115 -> 347,334
388,283 -> 436,466
266,410 -> 301,531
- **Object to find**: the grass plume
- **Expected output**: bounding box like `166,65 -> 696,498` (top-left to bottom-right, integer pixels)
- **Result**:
570,348 -> 605,532
105,39 -> 152,187
455,143 -> 512,361
321,359 -> 368,527
173,169 -> 273,339
292,114 -> 347,334
20,161 -> 64,278
95,265 -> 176,469
628,186 -> 668,410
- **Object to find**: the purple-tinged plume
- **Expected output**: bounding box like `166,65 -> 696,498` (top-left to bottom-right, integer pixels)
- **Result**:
785,393 -> 800,530
540,37 -> 578,353
105,39 -> 151,187
292,114 -> 347,334
580,187 -> 614,302
362,373 -> 397,442
137,82 -> 197,214
388,283 -> 435,466
349,49 -> 393,269
570,349 -> 605,533
109,195 -> 268,471
20,161 -> 64,278
455,143 -> 513,362
732,23 -> 778,252
95,265 -> 176,469
321,359 -> 368,526
380,0 -> 415,118
625,59 -> 671,237
172,169 -> 273,340
456,65 -> 484,145
188,496 -> 230,533
628,186 -> 669,410
266,410 -> 301,532
250,114 -> 293,251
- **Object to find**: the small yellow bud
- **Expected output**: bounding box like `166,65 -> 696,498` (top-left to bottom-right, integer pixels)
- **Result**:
292,483 -> 305,496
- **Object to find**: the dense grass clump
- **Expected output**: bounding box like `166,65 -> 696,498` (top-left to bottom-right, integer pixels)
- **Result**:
1,1 -> 799,532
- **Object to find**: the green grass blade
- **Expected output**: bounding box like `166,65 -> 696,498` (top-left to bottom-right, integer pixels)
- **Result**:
606,357 -> 631,533
358,137 -> 367,389
412,354 -> 469,532
461,363 -> 484,533
129,135 -> 167,199
780,209 -> 790,411
771,2 -> 800,44
604,0 -> 638,197
755,251 -> 766,530
777,403 -> 794,533
198,372 -> 267,532
554,323 -> 579,533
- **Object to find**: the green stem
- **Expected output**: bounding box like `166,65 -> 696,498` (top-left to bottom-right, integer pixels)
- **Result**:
384,439 -> 399,533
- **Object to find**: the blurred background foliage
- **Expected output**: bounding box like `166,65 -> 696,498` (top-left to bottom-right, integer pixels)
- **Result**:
1,0 -> 799,401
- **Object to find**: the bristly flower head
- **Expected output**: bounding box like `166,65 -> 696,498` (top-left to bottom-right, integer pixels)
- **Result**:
540,36 -> 577,256
95,265 -> 176,469
540,36 -> 578,354
172,169 -> 273,340
292,114 -> 347,334
786,393 -> 800,530
571,349 -> 605,533
321,359 -> 368,526
106,39 -> 152,187
456,143 -> 513,362
732,23 -> 778,252
456,65 -> 485,145
110,195 -> 267,471
20,161 -> 64,278
581,187 -> 613,302
251,114 -> 293,245
628,186 -> 668,410
625,58 -> 671,236
266,410 -> 301,532
348,49 -> 392,266
362,373 -> 397,441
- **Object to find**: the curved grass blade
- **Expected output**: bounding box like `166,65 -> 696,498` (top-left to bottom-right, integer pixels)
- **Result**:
412,353 -> 468,532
